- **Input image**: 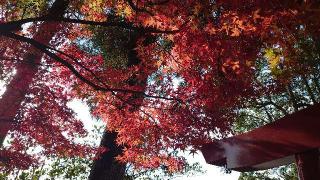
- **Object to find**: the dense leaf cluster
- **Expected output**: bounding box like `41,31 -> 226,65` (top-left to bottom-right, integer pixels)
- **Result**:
0,0 -> 319,178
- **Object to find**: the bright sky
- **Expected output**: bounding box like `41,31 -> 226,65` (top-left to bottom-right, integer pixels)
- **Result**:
70,99 -> 240,180
173,153 -> 239,180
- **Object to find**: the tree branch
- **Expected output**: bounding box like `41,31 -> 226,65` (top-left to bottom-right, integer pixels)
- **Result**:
1,32 -> 143,93
0,16 -> 180,34
255,100 -> 289,116
0,32 -> 181,102
146,0 -> 170,6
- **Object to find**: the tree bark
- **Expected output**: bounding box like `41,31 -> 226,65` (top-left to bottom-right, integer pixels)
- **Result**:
88,131 -> 126,180
88,33 -> 151,180
0,0 -> 69,145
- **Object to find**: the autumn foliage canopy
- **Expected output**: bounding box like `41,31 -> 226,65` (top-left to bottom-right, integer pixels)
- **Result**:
0,0 -> 319,172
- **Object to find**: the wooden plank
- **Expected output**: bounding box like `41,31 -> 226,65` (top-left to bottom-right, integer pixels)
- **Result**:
201,103 -> 320,171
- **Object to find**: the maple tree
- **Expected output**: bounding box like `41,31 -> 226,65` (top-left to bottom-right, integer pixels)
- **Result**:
0,0 -> 320,178
0,0 -> 92,171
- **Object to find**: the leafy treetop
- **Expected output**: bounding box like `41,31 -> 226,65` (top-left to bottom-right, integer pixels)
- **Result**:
0,0 -> 319,172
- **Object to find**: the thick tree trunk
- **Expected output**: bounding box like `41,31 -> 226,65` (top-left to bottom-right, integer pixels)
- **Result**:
0,0 -> 69,145
88,131 -> 126,180
89,33 -> 151,180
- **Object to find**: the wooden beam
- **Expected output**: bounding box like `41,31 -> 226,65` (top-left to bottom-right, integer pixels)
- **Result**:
201,103 -> 320,172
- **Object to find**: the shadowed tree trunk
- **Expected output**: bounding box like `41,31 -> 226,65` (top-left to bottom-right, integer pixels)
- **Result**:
0,0 -> 69,145
88,32 -> 152,180
88,131 -> 126,180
